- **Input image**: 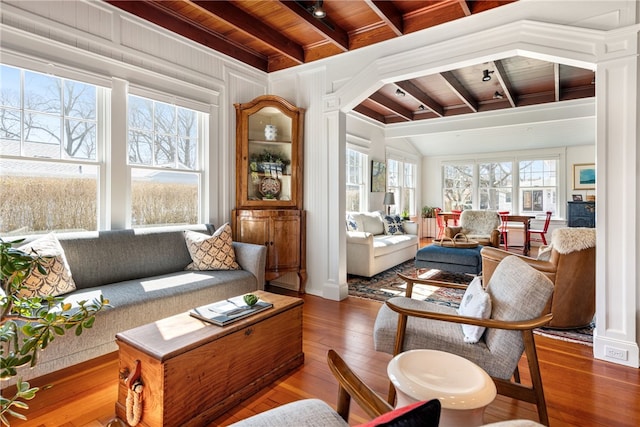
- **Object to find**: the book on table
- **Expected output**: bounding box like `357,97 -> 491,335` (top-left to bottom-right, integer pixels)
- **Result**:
189,295 -> 273,326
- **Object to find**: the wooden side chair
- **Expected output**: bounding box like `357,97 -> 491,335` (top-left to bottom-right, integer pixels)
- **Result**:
498,211 -> 510,250
434,207 -> 445,239
373,256 -> 554,426
528,211 -> 552,245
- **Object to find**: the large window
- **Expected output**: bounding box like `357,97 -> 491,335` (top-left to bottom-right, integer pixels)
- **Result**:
127,94 -> 202,227
0,63 -> 209,235
0,64 -> 102,234
479,162 -> 513,211
441,157 -> 559,215
387,157 -> 417,216
346,147 -> 367,212
443,164 -> 473,211
519,159 -> 557,214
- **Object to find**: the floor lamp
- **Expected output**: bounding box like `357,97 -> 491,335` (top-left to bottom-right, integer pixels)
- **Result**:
383,192 -> 395,215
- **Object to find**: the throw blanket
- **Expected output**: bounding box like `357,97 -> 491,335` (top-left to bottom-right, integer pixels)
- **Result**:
550,227 -> 596,254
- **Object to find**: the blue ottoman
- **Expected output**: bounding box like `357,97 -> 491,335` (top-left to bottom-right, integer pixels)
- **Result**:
415,244 -> 483,275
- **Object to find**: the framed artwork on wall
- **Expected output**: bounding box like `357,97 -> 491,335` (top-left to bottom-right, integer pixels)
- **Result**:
573,163 -> 595,190
371,160 -> 386,192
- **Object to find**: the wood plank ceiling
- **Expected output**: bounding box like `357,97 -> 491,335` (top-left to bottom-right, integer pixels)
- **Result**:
106,0 -> 595,124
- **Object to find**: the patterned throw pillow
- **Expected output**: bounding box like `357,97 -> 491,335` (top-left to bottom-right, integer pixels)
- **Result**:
17,233 -> 77,298
457,276 -> 492,343
382,215 -> 405,235
184,223 -> 240,271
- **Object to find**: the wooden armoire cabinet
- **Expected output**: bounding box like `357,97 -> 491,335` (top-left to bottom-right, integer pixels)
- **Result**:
232,95 -> 306,292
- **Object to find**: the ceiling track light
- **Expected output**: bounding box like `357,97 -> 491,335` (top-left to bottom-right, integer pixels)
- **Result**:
493,91 -> 503,99
311,0 -> 326,18
482,69 -> 494,82
418,104 -> 426,110
395,88 -> 405,97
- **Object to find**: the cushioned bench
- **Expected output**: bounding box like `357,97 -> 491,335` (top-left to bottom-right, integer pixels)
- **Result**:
415,244 -> 483,274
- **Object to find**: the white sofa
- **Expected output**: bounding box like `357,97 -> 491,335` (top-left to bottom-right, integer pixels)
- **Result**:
346,212 -> 419,277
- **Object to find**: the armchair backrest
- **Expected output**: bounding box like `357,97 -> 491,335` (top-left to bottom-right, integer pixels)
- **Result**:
483,256 -> 554,379
459,210 -> 501,235
480,227 -> 596,329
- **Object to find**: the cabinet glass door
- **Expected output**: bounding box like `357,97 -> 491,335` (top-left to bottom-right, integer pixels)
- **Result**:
247,107 -> 293,203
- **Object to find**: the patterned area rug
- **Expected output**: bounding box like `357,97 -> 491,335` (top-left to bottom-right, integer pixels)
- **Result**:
347,259 -> 594,346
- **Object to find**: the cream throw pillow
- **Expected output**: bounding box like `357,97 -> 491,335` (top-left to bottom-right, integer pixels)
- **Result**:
17,233 -> 77,298
184,223 -> 240,271
457,276 -> 492,343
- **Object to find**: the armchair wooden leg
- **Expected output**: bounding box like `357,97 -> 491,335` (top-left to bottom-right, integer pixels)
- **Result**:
387,382 -> 397,406
513,366 -> 521,384
523,330 -> 549,426
336,386 -> 352,422
387,312 -> 408,406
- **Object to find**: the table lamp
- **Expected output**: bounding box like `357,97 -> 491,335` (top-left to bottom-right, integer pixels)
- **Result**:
383,192 -> 395,215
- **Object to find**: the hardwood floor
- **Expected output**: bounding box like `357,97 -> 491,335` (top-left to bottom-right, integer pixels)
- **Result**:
6,289 -> 640,427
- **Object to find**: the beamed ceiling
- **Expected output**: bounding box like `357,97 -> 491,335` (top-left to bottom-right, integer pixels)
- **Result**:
106,0 -> 596,124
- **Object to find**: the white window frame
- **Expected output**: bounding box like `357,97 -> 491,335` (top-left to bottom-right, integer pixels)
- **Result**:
440,149 -> 565,217
345,144 -> 368,213
386,150 -> 418,217
0,62 -> 109,234
125,89 -> 207,228
0,53 -> 213,234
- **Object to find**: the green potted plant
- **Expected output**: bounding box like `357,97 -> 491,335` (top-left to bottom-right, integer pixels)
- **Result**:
421,206 -> 435,218
401,209 -> 410,220
0,237 -> 109,424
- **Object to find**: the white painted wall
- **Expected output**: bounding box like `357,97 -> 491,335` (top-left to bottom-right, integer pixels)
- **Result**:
1,0 -> 639,369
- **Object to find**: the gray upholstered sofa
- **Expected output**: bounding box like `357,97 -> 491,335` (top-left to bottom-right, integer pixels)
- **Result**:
346,212 -> 419,277
7,224 -> 266,384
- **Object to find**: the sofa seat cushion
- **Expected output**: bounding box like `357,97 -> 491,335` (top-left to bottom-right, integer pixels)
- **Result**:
373,234 -> 418,257
13,269 -> 257,383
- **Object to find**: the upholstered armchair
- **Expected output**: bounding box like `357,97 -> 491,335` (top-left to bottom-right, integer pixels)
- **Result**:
444,210 -> 501,247
373,256 -> 554,425
480,227 -> 595,329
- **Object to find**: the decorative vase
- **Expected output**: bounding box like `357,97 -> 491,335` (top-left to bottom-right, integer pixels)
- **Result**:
264,124 -> 278,141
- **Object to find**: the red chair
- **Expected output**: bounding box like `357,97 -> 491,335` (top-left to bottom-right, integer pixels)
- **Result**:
450,209 -> 462,226
434,207 -> 445,239
528,211 -> 552,245
498,211 -> 510,250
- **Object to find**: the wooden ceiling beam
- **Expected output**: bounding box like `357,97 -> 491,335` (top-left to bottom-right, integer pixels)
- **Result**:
106,0 -> 268,71
192,0 -> 305,64
441,71 -> 478,112
353,104 -> 387,123
395,80 -> 444,117
281,1 -> 350,52
491,60 -> 517,108
368,92 -> 412,121
455,0 -> 472,16
365,0 -> 404,36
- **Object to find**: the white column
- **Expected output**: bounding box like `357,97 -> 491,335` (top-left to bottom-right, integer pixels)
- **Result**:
593,30 -> 639,368
321,98 -> 348,301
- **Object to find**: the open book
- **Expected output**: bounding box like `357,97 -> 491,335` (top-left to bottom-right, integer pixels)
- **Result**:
189,295 -> 273,326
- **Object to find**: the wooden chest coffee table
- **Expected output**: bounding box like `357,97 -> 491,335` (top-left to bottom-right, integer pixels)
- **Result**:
114,291 -> 303,426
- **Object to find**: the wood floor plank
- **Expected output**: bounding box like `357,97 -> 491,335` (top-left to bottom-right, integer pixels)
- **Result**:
4,291 -> 640,427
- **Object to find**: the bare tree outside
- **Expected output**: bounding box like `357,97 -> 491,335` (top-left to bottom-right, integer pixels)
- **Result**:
127,94 -> 200,227
0,66 -> 202,234
443,164 -> 473,211
479,162 -> 512,211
